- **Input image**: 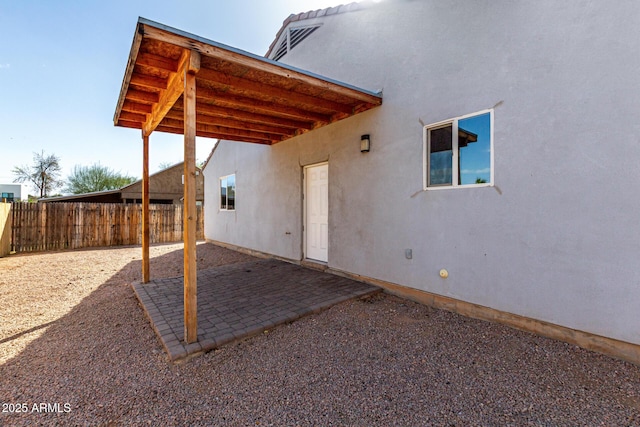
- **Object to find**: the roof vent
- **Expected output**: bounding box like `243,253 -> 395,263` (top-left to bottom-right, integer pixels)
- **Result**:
272,25 -> 321,61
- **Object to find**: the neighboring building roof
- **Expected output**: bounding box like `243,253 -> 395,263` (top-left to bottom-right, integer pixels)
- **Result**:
39,189 -> 121,203
265,2 -> 367,59
40,162 -> 204,203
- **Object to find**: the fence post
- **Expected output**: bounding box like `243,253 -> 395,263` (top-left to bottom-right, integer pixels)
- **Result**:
0,203 -> 12,257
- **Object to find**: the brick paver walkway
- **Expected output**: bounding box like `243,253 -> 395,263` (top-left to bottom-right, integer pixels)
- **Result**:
132,259 -> 380,361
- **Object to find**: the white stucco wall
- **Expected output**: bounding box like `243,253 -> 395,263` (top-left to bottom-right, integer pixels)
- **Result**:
0,184 -> 28,201
204,0 -> 640,345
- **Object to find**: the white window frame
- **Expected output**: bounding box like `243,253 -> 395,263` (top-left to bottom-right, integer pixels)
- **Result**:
219,174 -> 236,211
423,109 -> 494,190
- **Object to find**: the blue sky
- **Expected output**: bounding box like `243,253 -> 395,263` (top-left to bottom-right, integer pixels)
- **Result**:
0,0 -> 345,190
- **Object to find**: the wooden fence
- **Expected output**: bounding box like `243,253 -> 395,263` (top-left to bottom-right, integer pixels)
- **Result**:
9,202 -> 204,253
0,203 -> 11,257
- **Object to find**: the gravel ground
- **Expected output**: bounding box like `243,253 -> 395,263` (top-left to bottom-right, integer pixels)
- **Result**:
0,242 -> 638,426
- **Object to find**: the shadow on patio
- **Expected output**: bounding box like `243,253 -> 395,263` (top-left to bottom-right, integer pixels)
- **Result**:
133,258 -> 380,361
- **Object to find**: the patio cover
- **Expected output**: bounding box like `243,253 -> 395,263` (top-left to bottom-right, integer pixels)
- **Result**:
114,18 -> 382,144
113,17 -> 382,344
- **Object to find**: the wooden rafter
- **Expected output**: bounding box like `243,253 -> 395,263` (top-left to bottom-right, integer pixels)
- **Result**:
130,74 -> 168,90
195,85 -> 332,123
137,51 -> 179,72
155,125 -> 274,144
142,50 -> 201,136
191,102 -> 315,130
122,100 -> 153,114
159,117 -> 285,142
114,18 -> 382,145
196,68 -> 355,114
165,110 -> 294,136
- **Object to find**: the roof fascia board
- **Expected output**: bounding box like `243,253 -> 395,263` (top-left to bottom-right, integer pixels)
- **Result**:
40,188 -> 122,202
114,21 -> 145,125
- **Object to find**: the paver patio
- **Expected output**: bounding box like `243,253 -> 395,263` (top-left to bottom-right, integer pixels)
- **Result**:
132,258 -> 380,360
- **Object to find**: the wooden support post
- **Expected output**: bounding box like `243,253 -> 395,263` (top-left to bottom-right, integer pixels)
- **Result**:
183,50 -> 200,344
142,132 -> 150,283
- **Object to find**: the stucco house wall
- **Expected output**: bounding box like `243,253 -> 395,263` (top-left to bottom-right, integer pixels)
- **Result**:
204,0 -> 640,347
0,184 -> 28,202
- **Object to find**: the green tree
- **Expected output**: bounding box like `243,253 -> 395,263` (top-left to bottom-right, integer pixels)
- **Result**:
12,150 -> 63,198
159,160 -> 205,170
65,164 -> 136,194
157,161 -> 175,170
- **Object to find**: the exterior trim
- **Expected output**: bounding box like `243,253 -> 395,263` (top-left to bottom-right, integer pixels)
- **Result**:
423,108 -> 494,190
303,162 -> 329,263
328,268 -> 640,366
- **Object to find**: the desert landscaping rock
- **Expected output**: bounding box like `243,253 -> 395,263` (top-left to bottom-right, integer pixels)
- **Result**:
1,242 -> 639,426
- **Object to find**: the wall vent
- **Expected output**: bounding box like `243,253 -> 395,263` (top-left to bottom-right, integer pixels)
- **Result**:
272,25 -> 321,61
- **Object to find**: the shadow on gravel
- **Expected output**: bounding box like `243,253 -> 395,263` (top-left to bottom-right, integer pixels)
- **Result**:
0,243 -> 639,426
0,243 -> 255,425
0,321 -> 57,345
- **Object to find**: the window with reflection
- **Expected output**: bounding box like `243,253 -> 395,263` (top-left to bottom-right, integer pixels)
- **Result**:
425,110 -> 492,188
220,174 -> 236,210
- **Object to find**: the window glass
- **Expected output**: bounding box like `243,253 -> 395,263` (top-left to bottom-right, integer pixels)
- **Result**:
458,112 -> 491,185
226,174 -> 235,210
220,177 -> 227,210
429,125 -> 453,186
219,174 -> 236,211
425,110 -> 492,188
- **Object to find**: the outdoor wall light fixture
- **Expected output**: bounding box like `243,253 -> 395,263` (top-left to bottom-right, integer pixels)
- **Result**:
360,134 -> 371,152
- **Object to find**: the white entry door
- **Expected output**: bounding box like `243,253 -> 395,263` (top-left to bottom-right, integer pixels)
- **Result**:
305,163 -> 328,262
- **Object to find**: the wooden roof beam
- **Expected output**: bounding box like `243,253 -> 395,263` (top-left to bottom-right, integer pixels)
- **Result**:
196,85 -> 331,123
155,124 -> 275,144
142,49 -> 200,136
128,89 -> 159,104
130,74 -> 168,90
137,51 -> 179,72
165,110 -> 295,136
119,111 -> 148,122
117,120 -> 143,129
122,100 -> 153,114
175,99 -> 315,130
159,117 -> 283,141
197,68 -> 355,114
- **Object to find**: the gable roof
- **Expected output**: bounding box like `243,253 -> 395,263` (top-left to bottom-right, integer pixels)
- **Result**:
265,2 -> 367,58
40,162 -> 202,203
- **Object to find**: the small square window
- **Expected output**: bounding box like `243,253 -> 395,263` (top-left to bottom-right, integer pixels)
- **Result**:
219,174 -> 235,211
424,110 -> 493,189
